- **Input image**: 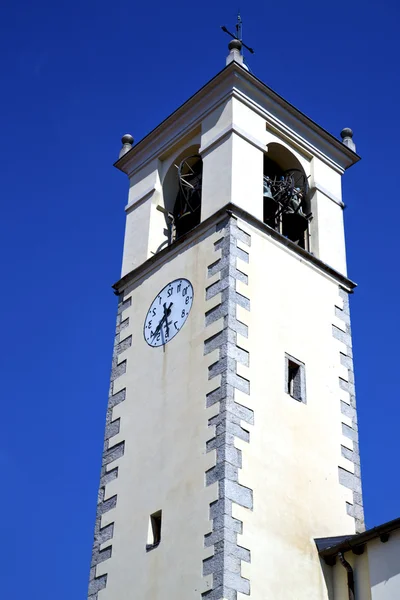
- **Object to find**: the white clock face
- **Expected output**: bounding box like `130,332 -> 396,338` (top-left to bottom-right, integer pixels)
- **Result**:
144,279 -> 194,347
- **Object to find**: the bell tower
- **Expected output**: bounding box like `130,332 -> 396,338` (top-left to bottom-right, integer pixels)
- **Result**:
88,38 -> 363,600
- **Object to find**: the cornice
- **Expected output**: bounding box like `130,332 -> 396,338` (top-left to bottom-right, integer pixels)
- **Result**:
113,203 -> 356,294
114,63 -> 360,180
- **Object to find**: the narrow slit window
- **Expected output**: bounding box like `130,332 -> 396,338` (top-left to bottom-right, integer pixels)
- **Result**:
146,510 -> 162,551
285,354 -> 306,403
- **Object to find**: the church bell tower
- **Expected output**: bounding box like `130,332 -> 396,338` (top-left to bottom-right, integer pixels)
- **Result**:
88,37 -> 363,600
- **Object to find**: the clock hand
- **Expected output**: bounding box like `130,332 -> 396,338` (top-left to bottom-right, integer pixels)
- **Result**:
152,302 -> 173,339
163,302 -> 172,337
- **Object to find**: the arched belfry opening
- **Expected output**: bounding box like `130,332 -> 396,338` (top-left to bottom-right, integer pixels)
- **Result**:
163,147 -> 203,242
263,143 -> 311,249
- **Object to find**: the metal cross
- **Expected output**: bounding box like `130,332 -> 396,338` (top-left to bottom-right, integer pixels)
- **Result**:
221,12 -> 255,54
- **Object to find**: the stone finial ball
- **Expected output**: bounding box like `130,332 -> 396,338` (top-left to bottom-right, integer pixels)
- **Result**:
340,127 -> 353,139
121,134 -> 134,145
228,38 -> 242,52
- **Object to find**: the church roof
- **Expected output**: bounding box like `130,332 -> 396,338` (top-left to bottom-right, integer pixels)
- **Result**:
315,517 -> 400,561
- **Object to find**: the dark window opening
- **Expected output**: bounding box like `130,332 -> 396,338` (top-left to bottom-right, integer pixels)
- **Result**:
288,361 -> 301,399
285,354 -> 306,403
263,149 -> 311,250
146,510 -> 162,551
173,155 -> 202,240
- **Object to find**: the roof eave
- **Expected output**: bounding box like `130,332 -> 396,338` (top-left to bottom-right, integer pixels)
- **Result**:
316,517 -> 400,559
114,62 -> 360,177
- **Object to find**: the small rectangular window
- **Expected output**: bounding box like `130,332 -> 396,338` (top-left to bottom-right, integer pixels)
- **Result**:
146,510 -> 162,551
285,354 -> 306,403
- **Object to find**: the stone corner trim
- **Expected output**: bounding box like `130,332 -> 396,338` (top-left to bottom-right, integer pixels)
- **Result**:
333,287 -> 365,533
88,297 -> 132,599
202,215 -> 253,599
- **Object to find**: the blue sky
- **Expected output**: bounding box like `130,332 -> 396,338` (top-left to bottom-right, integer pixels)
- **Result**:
1,0 -> 399,598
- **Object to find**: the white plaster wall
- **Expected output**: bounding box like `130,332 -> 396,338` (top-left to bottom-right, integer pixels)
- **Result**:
121,199 -> 153,277
200,100 -> 233,221
121,159 -> 160,276
231,132 -> 263,221
312,158 -> 342,203
310,158 -> 347,275
356,551 -> 373,600
201,133 -> 233,221
233,219 -> 354,600
200,100 -> 233,153
97,228 -> 222,599
310,188 -> 347,276
231,99 -> 265,221
233,97 -> 266,143
330,535 -> 400,600
369,532 -> 400,599
201,97 -> 265,222
331,552 -> 372,600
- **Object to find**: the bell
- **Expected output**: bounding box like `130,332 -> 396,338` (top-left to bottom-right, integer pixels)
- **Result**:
263,176 -> 274,199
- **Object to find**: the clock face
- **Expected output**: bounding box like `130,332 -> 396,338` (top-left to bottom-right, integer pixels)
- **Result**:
143,279 -> 194,347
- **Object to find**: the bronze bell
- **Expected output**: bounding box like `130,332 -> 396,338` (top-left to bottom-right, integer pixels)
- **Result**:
263,176 -> 274,199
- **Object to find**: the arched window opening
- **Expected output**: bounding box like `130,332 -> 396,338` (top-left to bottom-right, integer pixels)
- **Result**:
174,155 -> 202,239
163,150 -> 202,243
263,144 -> 311,250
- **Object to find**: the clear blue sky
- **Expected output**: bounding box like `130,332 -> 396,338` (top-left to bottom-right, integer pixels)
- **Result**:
1,1 -> 398,598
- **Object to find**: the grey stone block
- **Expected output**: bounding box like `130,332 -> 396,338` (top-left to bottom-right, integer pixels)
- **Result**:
102,441 -> 125,467
339,467 -> 362,494
98,495 -> 117,515
97,523 -> 114,545
234,291 -> 250,310
339,377 -> 354,395
108,388 -> 126,408
120,317 -> 129,331
104,418 -> 120,441
118,297 -> 132,314
234,246 -> 249,264
116,335 -> 132,355
340,401 -> 355,420
235,226 -> 251,246
88,575 -> 107,596
333,288 -> 364,533
206,277 -> 233,300
204,526 -> 238,547
234,268 -> 248,285
332,324 -> 351,347
342,422 -> 358,442
335,305 -> 350,324
100,467 -> 118,488
96,546 -> 112,564
223,480 -> 253,509
202,216 -> 253,598
111,359 -> 126,381
340,352 -> 353,369
341,445 -> 354,463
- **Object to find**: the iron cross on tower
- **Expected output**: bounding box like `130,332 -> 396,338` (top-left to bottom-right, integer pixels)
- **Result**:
221,12 -> 255,55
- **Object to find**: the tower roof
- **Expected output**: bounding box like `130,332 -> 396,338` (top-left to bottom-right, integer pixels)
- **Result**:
115,61 -> 360,178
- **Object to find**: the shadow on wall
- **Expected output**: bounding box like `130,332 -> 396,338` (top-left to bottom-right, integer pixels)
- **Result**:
369,537 -> 400,591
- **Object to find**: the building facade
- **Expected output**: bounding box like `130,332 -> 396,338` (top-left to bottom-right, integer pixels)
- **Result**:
87,43 -> 374,599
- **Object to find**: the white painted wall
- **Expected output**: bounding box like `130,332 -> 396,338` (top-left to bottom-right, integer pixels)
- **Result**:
97,227 -> 223,599
121,158 -> 160,276
369,532 -> 400,600
101,211 -> 358,599
232,217 -> 354,600
329,531 -> 400,599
